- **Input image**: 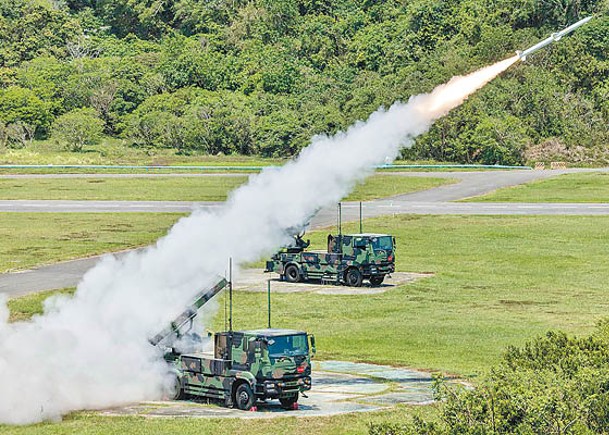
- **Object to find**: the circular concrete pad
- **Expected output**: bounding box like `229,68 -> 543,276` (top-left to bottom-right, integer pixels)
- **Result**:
97,361 -> 444,419
234,269 -> 433,295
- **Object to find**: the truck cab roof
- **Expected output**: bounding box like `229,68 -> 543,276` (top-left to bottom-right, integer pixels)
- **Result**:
240,328 -> 307,337
347,233 -> 392,238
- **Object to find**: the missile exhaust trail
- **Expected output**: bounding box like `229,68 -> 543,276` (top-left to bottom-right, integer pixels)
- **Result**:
517,16 -> 593,61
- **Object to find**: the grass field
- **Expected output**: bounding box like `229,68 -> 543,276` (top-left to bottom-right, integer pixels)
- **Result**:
0,213 -> 184,273
0,139 -> 457,169
6,213 -> 609,432
468,172 -> 609,202
0,139 -> 287,167
0,176 -> 450,272
6,288 -> 76,322
232,215 -> 609,376
0,405 -> 437,435
8,214 -> 609,375
0,175 -> 452,201
0,176 -> 249,201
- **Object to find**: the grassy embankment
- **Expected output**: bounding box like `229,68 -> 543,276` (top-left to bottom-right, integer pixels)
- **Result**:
0,139 -> 490,173
0,175 -> 453,202
0,139 -> 286,167
6,214 -> 609,433
466,172 -> 609,202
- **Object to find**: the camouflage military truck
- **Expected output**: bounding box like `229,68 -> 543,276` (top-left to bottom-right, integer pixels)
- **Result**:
266,233 -> 395,287
151,278 -> 315,411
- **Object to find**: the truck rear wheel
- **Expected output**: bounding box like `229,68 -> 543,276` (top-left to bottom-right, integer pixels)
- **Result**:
345,268 -> 363,287
234,383 -> 255,411
285,264 -> 301,283
370,275 -> 384,286
280,393 -> 299,410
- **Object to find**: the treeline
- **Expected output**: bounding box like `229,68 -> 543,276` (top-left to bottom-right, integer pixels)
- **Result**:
0,0 -> 608,163
370,320 -> 609,434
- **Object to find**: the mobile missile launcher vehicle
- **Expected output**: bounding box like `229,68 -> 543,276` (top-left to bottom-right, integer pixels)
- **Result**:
266,233 -> 395,287
150,278 -> 316,411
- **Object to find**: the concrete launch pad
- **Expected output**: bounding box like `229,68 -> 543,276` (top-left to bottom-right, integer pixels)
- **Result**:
98,361 -> 452,419
234,270 -> 433,295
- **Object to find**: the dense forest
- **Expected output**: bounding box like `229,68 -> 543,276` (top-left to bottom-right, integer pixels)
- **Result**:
0,0 -> 608,164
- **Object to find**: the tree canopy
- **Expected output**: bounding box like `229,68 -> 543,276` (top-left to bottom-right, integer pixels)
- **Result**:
1,0 -> 608,162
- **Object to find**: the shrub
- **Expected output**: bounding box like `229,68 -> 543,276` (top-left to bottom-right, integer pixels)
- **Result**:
51,108 -> 104,151
370,320 -> 609,434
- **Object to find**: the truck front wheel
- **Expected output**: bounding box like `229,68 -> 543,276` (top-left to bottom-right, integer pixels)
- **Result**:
345,268 -> 363,287
171,376 -> 185,400
234,383 -> 255,411
285,264 -> 301,283
280,393 -> 299,410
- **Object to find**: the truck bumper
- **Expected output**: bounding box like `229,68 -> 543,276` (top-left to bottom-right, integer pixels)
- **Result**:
366,263 -> 394,276
258,376 -> 312,398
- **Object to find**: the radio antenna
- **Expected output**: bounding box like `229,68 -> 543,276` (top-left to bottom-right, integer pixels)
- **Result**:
229,257 -> 233,332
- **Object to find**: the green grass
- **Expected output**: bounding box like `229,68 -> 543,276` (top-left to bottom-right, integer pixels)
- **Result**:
231,215 -> 609,377
0,140 -> 475,170
8,214 -> 609,376
346,175 -> 453,201
0,213 -> 184,273
0,175 -> 452,201
0,139 -> 286,167
0,177 -> 249,201
7,288 -> 75,322
0,405 -> 437,435
7,214 -> 609,432
466,172 -> 609,202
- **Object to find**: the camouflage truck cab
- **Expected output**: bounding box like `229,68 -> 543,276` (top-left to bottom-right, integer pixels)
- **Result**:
266,233 -> 395,287
170,329 -> 315,411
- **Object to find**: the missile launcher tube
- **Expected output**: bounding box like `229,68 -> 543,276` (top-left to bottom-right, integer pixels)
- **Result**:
149,277 -> 228,346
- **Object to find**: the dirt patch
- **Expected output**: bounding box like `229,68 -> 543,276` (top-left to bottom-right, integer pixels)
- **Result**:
234,270 -> 433,295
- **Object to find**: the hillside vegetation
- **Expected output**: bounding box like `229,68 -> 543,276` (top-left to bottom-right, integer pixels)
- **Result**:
0,0 -> 608,164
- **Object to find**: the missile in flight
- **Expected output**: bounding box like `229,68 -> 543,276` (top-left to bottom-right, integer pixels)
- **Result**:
517,16 -> 592,61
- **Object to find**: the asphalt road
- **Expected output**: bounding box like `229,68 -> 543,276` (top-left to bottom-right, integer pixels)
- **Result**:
1,169 -> 607,297
0,169 -> 568,213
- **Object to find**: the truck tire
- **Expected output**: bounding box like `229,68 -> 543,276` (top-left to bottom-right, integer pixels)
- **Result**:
235,383 -> 255,411
171,376 -> 185,400
285,264 -> 301,283
369,275 -> 384,286
344,268 -> 363,287
280,393 -> 299,410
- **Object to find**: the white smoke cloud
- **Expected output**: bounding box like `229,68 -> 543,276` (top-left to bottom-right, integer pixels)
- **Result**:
0,56 -> 518,425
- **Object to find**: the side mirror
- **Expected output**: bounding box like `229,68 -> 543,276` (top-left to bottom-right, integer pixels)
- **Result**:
309,334 -> 316,358
393,237 -> 396,248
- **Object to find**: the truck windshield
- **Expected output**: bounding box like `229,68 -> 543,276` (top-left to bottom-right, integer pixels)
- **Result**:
371,236 -> 393,251
267,334 -> 308,357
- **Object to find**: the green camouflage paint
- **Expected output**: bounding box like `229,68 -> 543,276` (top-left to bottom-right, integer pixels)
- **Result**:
266,234 -> 395,286
169,329 -> 314,410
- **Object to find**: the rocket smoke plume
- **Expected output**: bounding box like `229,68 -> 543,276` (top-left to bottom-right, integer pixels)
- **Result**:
0,55 -> 518,425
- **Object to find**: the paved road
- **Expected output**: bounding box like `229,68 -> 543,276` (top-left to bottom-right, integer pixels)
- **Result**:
1,169 -> 607,297
0,169 -> 569,213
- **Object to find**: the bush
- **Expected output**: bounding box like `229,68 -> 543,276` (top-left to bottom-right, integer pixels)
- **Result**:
370,320 -> 609,434
51,108 -> 105,151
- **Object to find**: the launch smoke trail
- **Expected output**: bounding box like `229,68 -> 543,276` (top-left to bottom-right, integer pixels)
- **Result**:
0,56 -> 518,425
